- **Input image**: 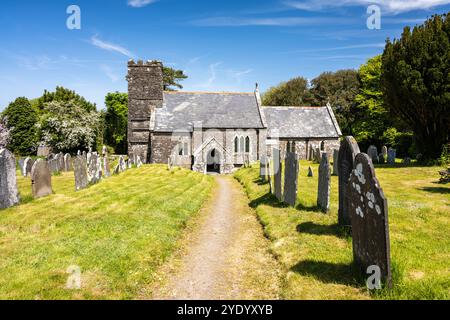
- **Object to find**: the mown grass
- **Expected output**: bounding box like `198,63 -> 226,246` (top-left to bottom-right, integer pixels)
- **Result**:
0,165 -> 213,300
234,161 -> 450,300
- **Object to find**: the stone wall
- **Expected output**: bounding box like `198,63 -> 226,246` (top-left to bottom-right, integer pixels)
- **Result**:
127,60 -> 163,163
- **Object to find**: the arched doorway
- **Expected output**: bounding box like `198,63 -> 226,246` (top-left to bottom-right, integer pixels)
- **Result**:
207,148 -> 221,174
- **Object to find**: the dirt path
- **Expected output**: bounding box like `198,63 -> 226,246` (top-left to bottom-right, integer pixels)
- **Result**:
151,176 -> 281,300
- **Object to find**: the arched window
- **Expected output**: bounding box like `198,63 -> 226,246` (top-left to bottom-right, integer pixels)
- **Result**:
245,137 -> 250,153
320,141 -> 325,151
240,137 -> 245,153
234,137 -> 239,153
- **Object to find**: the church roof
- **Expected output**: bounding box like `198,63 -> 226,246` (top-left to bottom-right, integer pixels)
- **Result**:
153,91 -> 265,132
263,106 -> 342,138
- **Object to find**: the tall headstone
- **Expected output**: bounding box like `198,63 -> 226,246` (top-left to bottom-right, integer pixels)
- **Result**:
348,153 -> 391,287
317,153 -> 331,213
18,158 -> 25,177
381,146 -> 388,160
273,148 -> 283,202
387,148 -> 396,165
333,149 -> 339,176
31,159 -> 52,198
64,154 -> 72,171
119,156 -> 126,172
74,156 -> 88,191
367,145 -> 379,164
268,158 -> 273,194
283,152 -> 299,207
338,136 -> 360,226
0,148 -> 20,209
88,153 -> 100,184
103,155 -> 111,177
24,157 -> 34,177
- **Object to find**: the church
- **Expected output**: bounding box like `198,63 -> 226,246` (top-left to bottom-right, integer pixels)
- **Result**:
127,60 -> 342,174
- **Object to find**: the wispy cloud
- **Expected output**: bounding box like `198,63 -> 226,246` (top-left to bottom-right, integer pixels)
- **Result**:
100,64 -> 120,82
90,35 -> 135,58
228,69 -> 253,83
13,54 -> 86,71
197,62 -> 222,88
127,0 -> 158,8
283,43 -> 385,54
191,16 -> 347,27
285,0 -> 450,15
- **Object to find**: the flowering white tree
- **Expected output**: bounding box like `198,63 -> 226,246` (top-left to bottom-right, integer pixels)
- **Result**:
38,100 -> 100,153
0,117 -> 11,148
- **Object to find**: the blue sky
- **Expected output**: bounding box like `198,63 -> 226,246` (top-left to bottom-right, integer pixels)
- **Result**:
1,0 -> 450,110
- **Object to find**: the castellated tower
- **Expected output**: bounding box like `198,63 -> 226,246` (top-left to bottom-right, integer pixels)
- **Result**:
126,60 -> 163,163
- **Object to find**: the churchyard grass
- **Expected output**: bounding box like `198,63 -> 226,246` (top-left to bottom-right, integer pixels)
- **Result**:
0,165 -> 213,299
234,161 -> 450,300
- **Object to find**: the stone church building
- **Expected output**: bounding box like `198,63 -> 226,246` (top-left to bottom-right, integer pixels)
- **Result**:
127,60 -> 342,174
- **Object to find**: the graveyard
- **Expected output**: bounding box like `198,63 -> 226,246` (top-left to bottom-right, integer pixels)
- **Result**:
235,159 -> 450,299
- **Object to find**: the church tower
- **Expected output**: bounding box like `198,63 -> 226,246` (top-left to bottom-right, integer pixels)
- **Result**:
126,60 -> 163,163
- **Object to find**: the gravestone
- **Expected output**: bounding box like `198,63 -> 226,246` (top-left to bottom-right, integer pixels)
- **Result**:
273,148 -> 283,202
103,156 -> 111,177
387,148 -> 396,165
82,151 -> 86,159
348,153 -> 391,286
317,153 -> 331,213
94,157 -> 103,182
378,153 -> 385,164
55,153 -> 64,171
333,149 -> 339,176
367,145 -> 379,164
402,157 -> 411,165
114,164 -> 120,175
314,148 -> 321,163
307,166 -> 313,177
86,151 -> 92,166
260,155 -> 268,182
64,154 -> 72,171
88,153 -> 100,184
283,152 -> 299,207
338,136 -> 361,226
18,158 -> 25,176
102,145 -> 107,157
48,159 -> 59,174
0,148 -> 20,209
136,156 -> 143,168
119,156 -> 126,172
381,146 -> 388,160
24,157 -> 35,177
73,156 -> 88,191
77,150 -> 81,156
268,158 -> 273,194
31,159 -> 52,198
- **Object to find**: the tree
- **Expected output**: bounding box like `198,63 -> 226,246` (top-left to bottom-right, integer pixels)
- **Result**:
262,77 -> 314,106
37,100 -> 100,153
163,67 -> 188,91
2,97 -> 38,155
310,69 -> 359,135
104,92 -> 128,154
382,13 -> 450,159
36,86 -> 97,112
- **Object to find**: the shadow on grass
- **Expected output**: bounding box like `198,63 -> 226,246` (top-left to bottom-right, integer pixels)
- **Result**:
296,222 -> 351,239
290,260 -> 364,287
296,203 -> 320,213
417,186 -> 450,194
253,177 -> 269,186
249,192 -> 288,209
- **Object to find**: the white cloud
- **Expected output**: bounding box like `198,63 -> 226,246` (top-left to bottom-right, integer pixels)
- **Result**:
100,64 -> 120,82
127,0 -> 157,8
285,0 -> 450,14
90,35 -> 135,58
283,43 -> 385,54
228,69 -> 253,83
191,16 -> 345,27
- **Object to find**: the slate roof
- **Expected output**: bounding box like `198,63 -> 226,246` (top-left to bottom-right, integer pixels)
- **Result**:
153,92 -> 265,132
263,106 -> 342,138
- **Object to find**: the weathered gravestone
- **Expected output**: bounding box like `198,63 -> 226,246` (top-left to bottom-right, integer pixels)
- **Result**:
24,157 -> 35,177
18,158 -> 25,176
56,153 -> 65,171
0,148 -> 20,209
317,153 -> 331,213
87,153 -> 99,184
48,158 -> 59,174
387,148 -> 396,165
307,166 -> 313,177
283,152 -> 299,207
119,156 -> 127,172
378,153 -> 386,164
31,159 -> 52,198
381,146 -> 388,161
338,136 -> 361,226
367,145 -> 379,164
333,149 -> 339,176
102,145 -> 107,157
103,156 -> 111,177
64,154 -> 72,171
136,156 -> 143,168
73,156 -> 89,191
260,155 -> 268,182
273,148 -> 283,202
348,153 -> 392,287
267,157 -> 273,194
94,157 -> 103,182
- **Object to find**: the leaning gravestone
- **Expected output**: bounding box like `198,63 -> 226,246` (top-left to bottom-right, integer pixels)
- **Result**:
283,152 -> 299,207
73,156 -> 88,191
64,154 -> 72,171
24,157 -> 35,177
31,159 -> 52,198
387,148 -> 396,165
333,149 -> 339,176
348,153 -> 391,287
0,148 -> 20,209
338,136 -> 361,226
317,153 -> 331,213
367,145 -> 379,164
260,155 -> 268,182
273,148 -> 283,202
